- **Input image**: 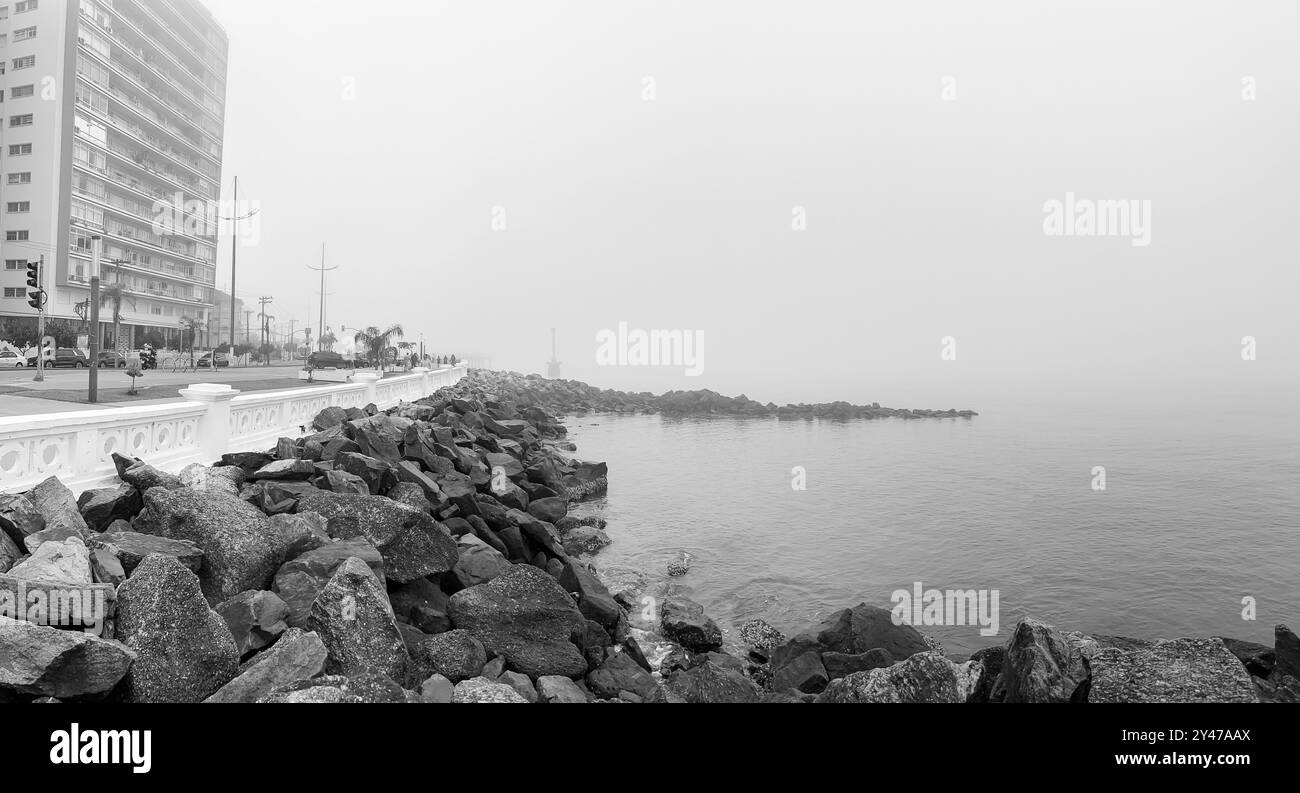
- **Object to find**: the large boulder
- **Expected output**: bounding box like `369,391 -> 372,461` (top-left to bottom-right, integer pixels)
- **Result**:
179,463 -> 246,498
28,477 -> 90,540
586,650 -> 661,701
558,558 -> 621,628
448,564 -> 587,678
389,577 -> 451,634
296,490 -> 457,583
6,536 -> 92,585
308,556 -> 410,683
990,617 -> 1090,703
665,660 -> 762,703
407,628 -> 487,683
203,628 -> 329,703
133,487 -> 282,602
660,599 -> 723,652
0,493 -> 45,547
76,484 -> 142,532
115,456 -> 184,491
537,675 -> 588,703
0,615 -> 136,699
817,652 -> 981,703
114,554 -> 240,702
216,590 -> 290,657
90,531 -> 203,576
452,535 -> 511,589
273,539 -> 385,628
1084,638 -> 1258,703
0,530 -> 21,574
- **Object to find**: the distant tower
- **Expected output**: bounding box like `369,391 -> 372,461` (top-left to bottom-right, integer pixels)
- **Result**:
546,328 -> 562,379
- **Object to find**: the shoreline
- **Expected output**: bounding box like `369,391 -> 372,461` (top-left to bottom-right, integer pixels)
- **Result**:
0,369 -> 1294,703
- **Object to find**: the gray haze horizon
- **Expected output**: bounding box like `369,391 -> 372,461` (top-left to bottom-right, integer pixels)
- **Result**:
206,0 -> 1298,411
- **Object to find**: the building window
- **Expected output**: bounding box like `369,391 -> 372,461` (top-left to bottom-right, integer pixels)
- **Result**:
9,143 -> 33,156
15,0 -> 38,12
11,56 -> 35,70
7,172 -> 32,185
4,259 -> 24,270
11,85 -> 34,99
6,202 -> 31,213
9,114 -> 33,127
3,288 -> 25,299
13,26 -> 35,40
6,231 -> 30,241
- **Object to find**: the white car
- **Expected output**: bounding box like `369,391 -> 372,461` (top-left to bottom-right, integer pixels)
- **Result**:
0,349 -> 26,368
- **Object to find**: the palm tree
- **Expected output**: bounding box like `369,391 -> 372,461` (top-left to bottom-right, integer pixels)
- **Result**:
98,268 -> 135,361
178,316 -> 201,366
354,324 -> 404,373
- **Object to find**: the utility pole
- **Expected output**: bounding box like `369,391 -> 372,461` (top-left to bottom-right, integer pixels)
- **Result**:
257,297 -> 274,362
89,237 -> 102,404
307,244 -> 337,352
220,177 -> 258,349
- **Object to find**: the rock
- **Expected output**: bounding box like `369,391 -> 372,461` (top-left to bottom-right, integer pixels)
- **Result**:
29,477 -> 91,539
389,578 -> 451,635
133,487 -> 281,602
498,670 -> 539,703
558,558 -> 621,628
0,493 -> 45,547
216,451 -> 274,473
419,673 -> 454,703
76,485 -> 142,533
1086,638 -> 1258,703
267,513 -> 331,561
586,650 -> 661,701
179,464 -> 245,498
203,628 -> 329,703
323,469 -> 370,496
1274,624 -> 1300,682
817,652 -> 981,703
822,648 -> 895,680
259,672 -> 408,703
250,459 -> 318,481
7,536 -> 92,585
313,406 -> 349,431
481,655 -> 506,680
623,636 -> 653,672
308,557 -> 410,683
90,531 -> 203,576
990,617 -> 1090,703
1217,637 -> 1275,678
273,539 -> 385,628
0,615 -> 136,699
89,549 -> 126,587
116,457 -> 184,491
334,452 -> 394,495
739,618 -> 785,651
448,564 -> 588,678
408,629 -> 487,682
561,525 -> 611,557
666,552 -> 691,577
216,590 -> 290,657
660,598 -> 723,652
505,509 -> 563,557
452,535 -> 511,589
665,660 -> 762,703
453,676 -> 529,703
771,650 -> 829,694
115,554 -> 240,702
296,490 -> 458,583
968,646 -> 1005,703
526,497 -> 567,524
537,675 -> 588,703
0,531 -> 21,575
387,481 -> 434,513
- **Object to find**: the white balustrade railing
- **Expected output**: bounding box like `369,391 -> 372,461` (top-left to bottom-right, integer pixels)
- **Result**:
0,364 -> 467,495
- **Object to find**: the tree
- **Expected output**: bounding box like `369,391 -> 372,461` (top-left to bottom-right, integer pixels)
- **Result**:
98,271 -> 135,352
318,331 -> 336,350
353,324 -> 404,373
178,316 -> 200,364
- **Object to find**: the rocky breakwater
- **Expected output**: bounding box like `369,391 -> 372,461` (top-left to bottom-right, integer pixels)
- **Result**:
2,370 -> 1290,704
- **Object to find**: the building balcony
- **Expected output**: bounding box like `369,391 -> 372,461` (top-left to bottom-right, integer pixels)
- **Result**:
107,1 -> 226,104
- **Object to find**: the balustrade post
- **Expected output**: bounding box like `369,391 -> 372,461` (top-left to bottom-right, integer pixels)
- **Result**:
355,372 -> 381,409
179,383 -> 240,464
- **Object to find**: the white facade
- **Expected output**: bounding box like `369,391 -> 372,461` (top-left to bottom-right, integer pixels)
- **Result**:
0,0 -> 227,346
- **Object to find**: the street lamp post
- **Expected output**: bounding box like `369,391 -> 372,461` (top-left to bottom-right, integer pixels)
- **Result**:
88,236 -> 102,404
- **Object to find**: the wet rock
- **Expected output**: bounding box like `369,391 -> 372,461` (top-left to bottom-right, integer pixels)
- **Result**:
558,558 -> 621,628
968,646 -> 1005,703
822,648 -> 896,680
586,650 -> 661,701
817,652 -> 981,703
115,554 -> 240,702
453,676 -> 528,703
526,497 -> 567,524
660,598 -> 723,652
216,590 -> 290,657
308,557 -> 410,683
204,628 -> 328,703
133,487 -> 281,602
1217,637 -> 1275,678
273,539 -> 385,628
296,490 -> 457,583
448,564 -> 588,678
0,615 -> 136,699
665,660 -> 761,703
990,617 -> 1090,703
90,531 -> 203,577
1274,624 -> 1300,682
771,650 -> 829,694
407,628 -> 487,682
561,525 -> 611,557
76,484 -> 142,533
6,536 -> 92,585
739,618 -> 786,651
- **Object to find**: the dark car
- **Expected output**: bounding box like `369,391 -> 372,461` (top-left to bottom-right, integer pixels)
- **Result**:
197,352 -> 230,368
26,348 -> 89,368
97,351 -> 127,368
307,351 -> 350,369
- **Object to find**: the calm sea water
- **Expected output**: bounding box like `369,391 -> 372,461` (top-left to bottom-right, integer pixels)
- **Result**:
566,401 -> 1300,655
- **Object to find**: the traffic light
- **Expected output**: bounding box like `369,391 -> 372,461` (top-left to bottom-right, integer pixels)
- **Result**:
25,261 -> 44,311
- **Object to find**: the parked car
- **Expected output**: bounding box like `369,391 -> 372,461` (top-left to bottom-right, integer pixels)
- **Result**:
97,351 -> 127,368
307,351 -> 350,369
0,350 -> 25,368
25,348 -> 89,368
197,352 -> 230,368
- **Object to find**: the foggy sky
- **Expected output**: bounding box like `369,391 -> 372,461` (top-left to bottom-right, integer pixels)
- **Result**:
205,0 -> 1299,410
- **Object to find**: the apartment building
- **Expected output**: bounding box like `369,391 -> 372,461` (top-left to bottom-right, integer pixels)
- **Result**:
0,0 -> 227,349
